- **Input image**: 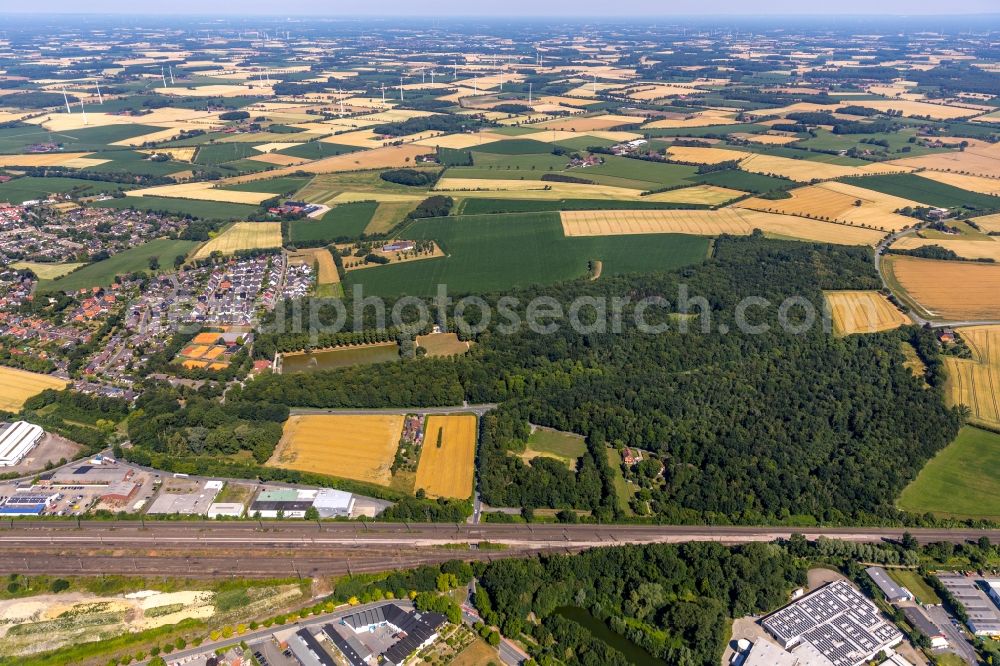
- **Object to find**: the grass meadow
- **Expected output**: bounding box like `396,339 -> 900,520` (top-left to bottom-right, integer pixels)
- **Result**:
897,427 -> 1000,519
41,238 -> 198,292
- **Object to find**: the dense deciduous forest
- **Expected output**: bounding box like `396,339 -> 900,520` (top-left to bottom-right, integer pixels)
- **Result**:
236,235 -> 962,524
474,542 -> 804,666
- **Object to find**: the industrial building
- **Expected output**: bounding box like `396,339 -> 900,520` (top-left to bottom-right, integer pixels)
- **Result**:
900,606 -> 947,649
207,502 -> 245,519
865,567 -> 914,603
249,488 -> 315,518
0,490 -> 58,516
287,628 -> 336,666
0,421 -> 43,467
335,603 -> 447,666
761,580 -> 903,666
937,575 -> 1000,636
248,487 -> 355,519
313,488 -> 355,518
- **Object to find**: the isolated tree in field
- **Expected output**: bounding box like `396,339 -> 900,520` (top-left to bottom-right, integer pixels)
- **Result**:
148,256 -> 160,271
436,427 -> 443,448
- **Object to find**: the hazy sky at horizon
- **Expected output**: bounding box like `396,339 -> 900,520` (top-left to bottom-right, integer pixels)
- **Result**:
3,0 -> 999,16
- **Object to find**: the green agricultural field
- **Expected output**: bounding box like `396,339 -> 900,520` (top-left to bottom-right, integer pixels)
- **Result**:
470,150 -> 568,171
193,142 -> 258,165
343,211 -> 709,297
897,427 -> 1000,519
886,569 -> 942,605
454,198 -> 704,215
692,169 -> 795,194
733,143 -> 868,165
288,201 -> 378,243
0,124 -> 163,153
0,176 -> 129,204
91,196 -> 260,220
793,128 -> 945,159
40,239 -> 198,292
216,159 -> 278,174
84,150 -> 191,177
643,123 -> 769,138
474,138 -> 554,154
278,142 -> 359,159
553,136 -> 617,151
524,428 -> 588,468
846,173 -> 1000,210
219,175 -> 310,195
584,156 -> 700,188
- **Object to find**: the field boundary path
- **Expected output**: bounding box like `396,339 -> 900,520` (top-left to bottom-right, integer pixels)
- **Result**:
289,403 -> 498,416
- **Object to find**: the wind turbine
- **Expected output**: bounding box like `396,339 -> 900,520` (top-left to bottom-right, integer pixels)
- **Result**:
169,66 -> 175,85
80,99 -> 88,125
380,82 -> 386,106
430,70 -> 436,84
95,80 -> 103,105
337,90 -> 345,116
61,87 -> 72,114
421,68 -> 425,84
161,67 -> 167,87
453,61 -> 458,79
528,81 -> 532,104
399,77 -> 404,101
592,73 -> 597,95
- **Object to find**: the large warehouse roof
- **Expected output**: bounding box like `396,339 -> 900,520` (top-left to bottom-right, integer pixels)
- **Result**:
0,421 -> 43,467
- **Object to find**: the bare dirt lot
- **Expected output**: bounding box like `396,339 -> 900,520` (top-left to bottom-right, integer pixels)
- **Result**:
0,432 -> 81,476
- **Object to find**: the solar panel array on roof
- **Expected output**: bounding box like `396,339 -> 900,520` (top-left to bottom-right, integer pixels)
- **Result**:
761,581 -> 902,666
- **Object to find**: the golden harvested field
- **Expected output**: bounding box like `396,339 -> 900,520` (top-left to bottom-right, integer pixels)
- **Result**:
641,110 -> 739,129
303,144 -> 431,173
944,356 -> 1000,427
415,332 -> 470,357
435,177 -> 644,200
915,171 -> 1000,196
889,142 -> 1000,179
415,415 -> 477,499
666,145 -> 913,182
11,261 -> 83,279
139,147 -> 196,162
247,152 -> 309,166
192,222 -> 282,259
893,237 -> 1000,261
960,325 -> 1000,369
535,114 -> 638,131
0,152 -> 95,168
824,291 -> 909,335
622,83 -> 702,100
741,152 -> 909,182
847,99 -> 981,120
643,184 -> 744,206
972,213 -> 1000,233
0,366 -> 69,412
366,201 -> 420,234
559,208 -> 885,246
731,132 -> 800,145
737,181 -> 918,232
413,132 -> 511,149
155,83 -> 273,97
268,415 -> 404,486
128,182 -> 275,204
886,256 -> 1000,320
666,145 -> 750,164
